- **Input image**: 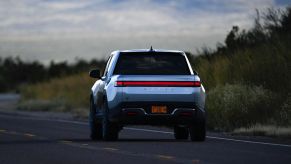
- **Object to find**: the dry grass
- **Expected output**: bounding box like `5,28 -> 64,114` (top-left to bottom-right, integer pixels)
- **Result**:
19,72 -> 96,117
232,124 -> 291,138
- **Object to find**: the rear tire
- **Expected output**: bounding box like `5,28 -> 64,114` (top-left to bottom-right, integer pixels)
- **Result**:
102,100 -> 119,141
89,99 -> 102,140
174,126 -> 189,140
189,121 -> 206,142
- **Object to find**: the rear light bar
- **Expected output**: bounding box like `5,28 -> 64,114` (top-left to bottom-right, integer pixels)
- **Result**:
115,81 -> 201,87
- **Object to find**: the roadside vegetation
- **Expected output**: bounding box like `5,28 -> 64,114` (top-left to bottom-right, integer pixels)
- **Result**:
18,72 -> 95,118
3,7 -> 291,137
189,7 -> 291,136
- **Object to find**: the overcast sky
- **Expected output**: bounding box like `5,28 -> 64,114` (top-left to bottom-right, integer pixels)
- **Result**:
0,0 -> 289,64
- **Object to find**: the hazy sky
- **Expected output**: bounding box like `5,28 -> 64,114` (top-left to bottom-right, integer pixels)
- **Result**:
0,0 -> 289,64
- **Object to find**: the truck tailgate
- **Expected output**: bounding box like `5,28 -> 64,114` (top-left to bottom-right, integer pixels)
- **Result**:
117,75 -> 201,103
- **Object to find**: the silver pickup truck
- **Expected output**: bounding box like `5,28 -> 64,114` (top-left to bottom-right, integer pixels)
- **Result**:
89,48 -> 206,141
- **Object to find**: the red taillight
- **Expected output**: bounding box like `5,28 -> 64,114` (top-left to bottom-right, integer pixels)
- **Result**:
115,81 -> 201,87
116,81 -> 124,86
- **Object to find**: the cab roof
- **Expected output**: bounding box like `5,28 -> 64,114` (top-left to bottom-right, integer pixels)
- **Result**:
111,49 -> 185,55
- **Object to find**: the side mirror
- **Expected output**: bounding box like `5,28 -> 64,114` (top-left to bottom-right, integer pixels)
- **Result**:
89,69 -> 100,78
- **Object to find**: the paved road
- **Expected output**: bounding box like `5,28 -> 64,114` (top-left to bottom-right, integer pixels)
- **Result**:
0,113 -> 291,164
0,94 -> 290,164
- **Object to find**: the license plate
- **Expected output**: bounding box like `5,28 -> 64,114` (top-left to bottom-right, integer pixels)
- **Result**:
151,106 -> 167,114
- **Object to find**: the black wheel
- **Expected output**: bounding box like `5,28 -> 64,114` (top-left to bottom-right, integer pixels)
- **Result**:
174,126 -> 189,140
189,121 -> 206,142
102,100 -> 119,141
89,99 -> 102,140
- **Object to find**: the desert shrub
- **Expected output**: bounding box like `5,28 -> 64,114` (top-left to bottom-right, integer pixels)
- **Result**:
279,93 -> 291,125
206,84 -> 275,131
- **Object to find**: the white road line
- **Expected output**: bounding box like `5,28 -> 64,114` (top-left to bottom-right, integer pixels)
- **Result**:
124,127 -> 291,148
124,127 -> 173,134
0,114 -> 87,125
1,113 -> 291,148
206,136 -> 291,148
48,119 -> 87,125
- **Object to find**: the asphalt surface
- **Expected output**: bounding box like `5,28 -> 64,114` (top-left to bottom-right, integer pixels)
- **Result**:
0,94 -> 291,164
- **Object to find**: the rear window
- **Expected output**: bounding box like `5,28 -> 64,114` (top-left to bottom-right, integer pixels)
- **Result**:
113,52 -> 191,75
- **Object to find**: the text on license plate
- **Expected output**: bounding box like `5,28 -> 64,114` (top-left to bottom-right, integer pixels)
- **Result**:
151,106 -> 167,114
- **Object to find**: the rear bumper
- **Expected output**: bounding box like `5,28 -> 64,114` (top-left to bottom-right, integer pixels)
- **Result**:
108,101 -> 205,126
